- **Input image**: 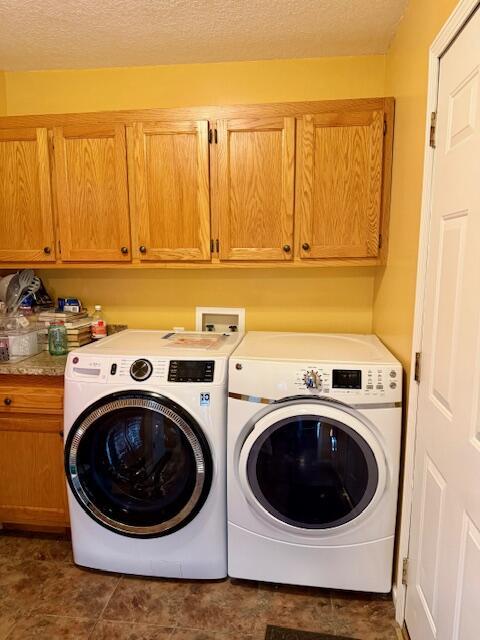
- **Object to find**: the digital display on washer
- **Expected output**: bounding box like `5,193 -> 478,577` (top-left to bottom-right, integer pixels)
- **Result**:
332,369 -> 362,389
168,360 -> 215,382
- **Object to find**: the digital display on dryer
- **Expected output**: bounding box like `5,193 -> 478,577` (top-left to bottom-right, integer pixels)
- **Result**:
332,369 -> 362,389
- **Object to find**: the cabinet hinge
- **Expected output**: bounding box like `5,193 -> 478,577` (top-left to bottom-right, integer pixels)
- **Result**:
208,129 -> 213,144
383,119 -> 387,136
402,557 -> 409,586
378,234 -> 383,249
414,352 -> 421,383
429,111 -> 437,148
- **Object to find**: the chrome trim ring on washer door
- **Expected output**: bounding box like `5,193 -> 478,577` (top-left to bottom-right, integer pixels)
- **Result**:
65,393 -> 212,538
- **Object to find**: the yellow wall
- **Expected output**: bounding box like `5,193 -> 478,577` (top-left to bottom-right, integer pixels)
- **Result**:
4,55 -> 385,115
0,72 -> 6,115
3,55 -> 386,333
37,268 -> 375,333
372,0 -> 458,373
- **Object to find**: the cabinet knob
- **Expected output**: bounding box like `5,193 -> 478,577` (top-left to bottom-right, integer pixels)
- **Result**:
139,246 -> 147,254
283,244 -> 291,253
4,397 -> 12,406
43,246 -> 51,255
121,246 -> 129,255
302,242 -> 310,251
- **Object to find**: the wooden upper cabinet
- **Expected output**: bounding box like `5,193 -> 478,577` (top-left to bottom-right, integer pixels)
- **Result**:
216,117 -> 295,261
53,124 -> 131,262
128,121 -> 211,261
0,128 -> 55,262
297,109 -> 385,259
0,98 -> 393,268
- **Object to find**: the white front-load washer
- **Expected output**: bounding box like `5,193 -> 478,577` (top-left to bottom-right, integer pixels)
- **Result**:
64,329 -> 243,579
227,331 -> 402,593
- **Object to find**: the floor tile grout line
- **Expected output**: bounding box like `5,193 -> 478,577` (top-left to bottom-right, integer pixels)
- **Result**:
87,573 -> 124,639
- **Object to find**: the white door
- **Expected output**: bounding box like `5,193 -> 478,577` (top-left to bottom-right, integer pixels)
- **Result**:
405,7 -> 480,640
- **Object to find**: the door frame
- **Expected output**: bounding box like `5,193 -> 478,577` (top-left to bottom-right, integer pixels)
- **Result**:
394,0 -> 480,626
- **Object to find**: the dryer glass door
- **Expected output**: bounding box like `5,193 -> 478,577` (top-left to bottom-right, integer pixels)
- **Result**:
242,405 -> 383,530
65,392 -> 212,538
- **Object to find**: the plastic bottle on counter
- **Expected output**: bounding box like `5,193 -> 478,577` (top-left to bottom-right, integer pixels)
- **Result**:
48,321 -> 68,356
91,305 -> 107,340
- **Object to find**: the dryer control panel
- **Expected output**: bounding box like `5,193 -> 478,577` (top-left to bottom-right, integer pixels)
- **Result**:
293,364 -> 400,399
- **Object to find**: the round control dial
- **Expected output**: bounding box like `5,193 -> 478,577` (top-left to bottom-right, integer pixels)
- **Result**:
303,370 -> 322,389
130,359 -> 153,381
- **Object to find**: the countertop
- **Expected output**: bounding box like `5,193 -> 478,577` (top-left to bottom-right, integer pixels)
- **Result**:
0,351 -> 67,376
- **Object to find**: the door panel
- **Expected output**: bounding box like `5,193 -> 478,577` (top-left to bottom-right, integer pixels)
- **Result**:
415,455 -> 445,631
216,117 -> 295,261
130,121 -> 211,261
54,124 -> 131,262
0,128 -> 55,262
405,8 -> 480,640
0,429 -> 68,526
297,110 -> 383,259
451,514 -> 480,640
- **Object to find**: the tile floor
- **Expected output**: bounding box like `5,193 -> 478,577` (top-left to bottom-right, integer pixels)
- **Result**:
0,532 -> 402,640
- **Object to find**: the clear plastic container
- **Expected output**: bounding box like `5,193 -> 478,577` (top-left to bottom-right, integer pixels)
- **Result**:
0,313 -> 41,361
0,329 -> 40,359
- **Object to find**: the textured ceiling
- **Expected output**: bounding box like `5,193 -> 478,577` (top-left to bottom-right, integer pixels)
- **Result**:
0,0 -> 407,71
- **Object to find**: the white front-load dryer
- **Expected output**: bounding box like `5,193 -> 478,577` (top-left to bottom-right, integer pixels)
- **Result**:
64,329 -> 243,579
227,331 -> 402,593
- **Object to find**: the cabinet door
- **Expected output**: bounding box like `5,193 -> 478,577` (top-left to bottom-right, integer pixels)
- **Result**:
216,117 -> 295,261
54,124 -> 131,262
129,121 -> 210,261
0,128 -> 55,262
297,110 -> 384,259
0,416 -> 68,527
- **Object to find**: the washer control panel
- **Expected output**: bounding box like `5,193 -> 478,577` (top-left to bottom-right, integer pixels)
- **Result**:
67,354 -> 221,384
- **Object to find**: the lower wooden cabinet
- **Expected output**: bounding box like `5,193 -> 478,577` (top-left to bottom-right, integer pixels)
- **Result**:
0,376 -> 69,528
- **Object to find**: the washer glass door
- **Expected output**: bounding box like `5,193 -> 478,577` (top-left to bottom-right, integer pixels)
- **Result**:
241,403 -> 385,530
65,392 -> 212,538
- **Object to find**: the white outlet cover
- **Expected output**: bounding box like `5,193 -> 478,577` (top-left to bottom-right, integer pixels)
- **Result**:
195,307 -> 245,334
